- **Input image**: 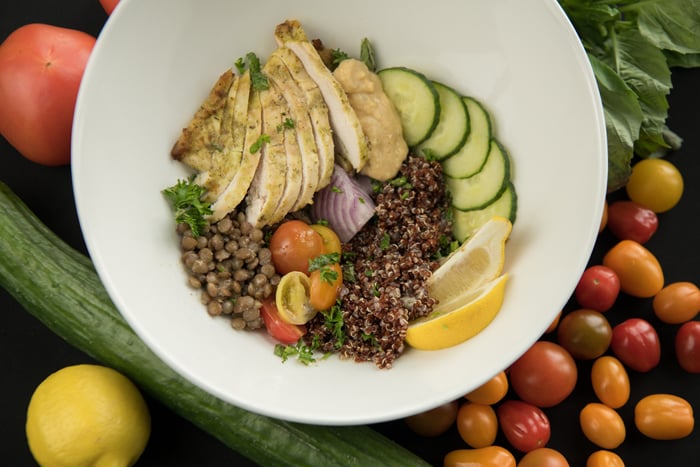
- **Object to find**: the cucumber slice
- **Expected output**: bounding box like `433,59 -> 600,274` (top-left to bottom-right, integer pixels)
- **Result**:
451,182 -> 518,243
441,97 -> 492,178
446,139 -> 510,211
377,67 -> 440,147
416,82 -> 469,160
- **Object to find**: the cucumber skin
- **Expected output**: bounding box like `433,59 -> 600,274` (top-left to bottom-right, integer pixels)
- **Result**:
0,183 -> 430,467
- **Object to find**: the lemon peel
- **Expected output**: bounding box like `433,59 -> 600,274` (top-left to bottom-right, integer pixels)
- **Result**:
427,216 -> 511,305
26,364 -> 150,467
407,273 -> 509,350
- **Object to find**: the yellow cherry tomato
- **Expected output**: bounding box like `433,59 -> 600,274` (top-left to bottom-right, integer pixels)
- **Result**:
586,450 -> 625,467
652,282 -> 700,324
591,356 -> 630,409
275,271 -> 315,324
625,158 -> 683,213
404,401 -> 459,437
634,394 -> 694,440
602,240 -> 664,298
444,446 -> 516,467
579,403 -> 626,449
518,447 -> 570,467
456,402 -> 498,448
310,223 -> 342,254
464,371 -> 509,405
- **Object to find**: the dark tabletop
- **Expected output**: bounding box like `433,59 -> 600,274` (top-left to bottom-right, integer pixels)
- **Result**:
2,1 -> 700,466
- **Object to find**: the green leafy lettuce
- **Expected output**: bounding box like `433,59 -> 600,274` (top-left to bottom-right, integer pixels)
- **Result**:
559,0 -> 700,191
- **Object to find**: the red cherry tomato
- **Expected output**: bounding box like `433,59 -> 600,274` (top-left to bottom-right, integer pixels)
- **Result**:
99,0 -> 120,14
606,200 -> 658,244
0,24 -> 95,165
497,400 -> 551,453
259,298 -> 306,344
675,321 -> 700,373
574,265 -> 620,312
610,318 -> 660,372
269,220 -> 326,275
557,309 -> 612,360
508,341 -> 577,408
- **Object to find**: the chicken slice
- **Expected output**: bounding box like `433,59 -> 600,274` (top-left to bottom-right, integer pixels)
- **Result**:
170,69 -> 234,172
264,51 -> 320,211
273,46 -> 334,190
274,20 -> 368,173
244,84 -> 295,228
209,84 -> 263,221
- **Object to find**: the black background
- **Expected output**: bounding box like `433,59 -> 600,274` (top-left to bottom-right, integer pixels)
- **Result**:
2,1 -> 700,465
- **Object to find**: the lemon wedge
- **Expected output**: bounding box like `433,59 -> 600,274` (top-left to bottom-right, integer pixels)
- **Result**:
406,274 -> 509,350
276,271 -> 316,324
427,216 -> 511,305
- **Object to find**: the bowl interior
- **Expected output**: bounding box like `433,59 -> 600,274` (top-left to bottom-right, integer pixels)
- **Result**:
72,0 -> 606,425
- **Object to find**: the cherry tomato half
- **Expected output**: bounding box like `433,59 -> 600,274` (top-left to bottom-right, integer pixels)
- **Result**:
602,240 -> 664,298
309,224 -> 342,254
579,403 -> 626,449
626,158 -> 683,213
269,220 -> 325,275
653,282 -> 700,324
634,394 -> 694,440
557,309 -> 612,360
497,400 -> 551,453
456,402 -> 498,448
586,450 -> 625,467
0,24 -> 96,165
675,321 -> 700,373
259,297 -> 306,344
574,265 -> 620,312
444,446 -> 516,467
610,318 -> 660,372
591,356 -> 630,409
464,371 -> 509,405
508,341 -> 577,408
404,400 -> 459,437
606,200 -> 658,244
309,263 -> 343,311
518,447 -> 570,467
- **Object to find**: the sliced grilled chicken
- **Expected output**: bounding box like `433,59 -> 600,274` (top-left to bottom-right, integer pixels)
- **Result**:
244,85 -> 296,228
274,20 -> 368,173
209,84 -> 263,221
170,69 -> 234,172
273,46 -> 334,190
264,51 -> 320,211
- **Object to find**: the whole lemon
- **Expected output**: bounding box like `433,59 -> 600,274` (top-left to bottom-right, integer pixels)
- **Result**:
26,364 -> 151,467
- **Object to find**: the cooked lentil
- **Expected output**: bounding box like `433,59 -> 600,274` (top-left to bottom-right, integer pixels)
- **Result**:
303,154 -> 453,368
176,210 -> 281,330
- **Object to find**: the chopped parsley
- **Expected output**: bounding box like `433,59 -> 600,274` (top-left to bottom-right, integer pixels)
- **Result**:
274,341 -> 316,365
331,185 -> 344,194
379,232 -> 391,250
249,134 -> 270,153
330,48 -> 350,68
323,302 -> 346,349
276,117 -> 295,132
234,57 -> 246,74
162,177 -> 212,237
309,252 -> 341,284
246,52 -> 269,91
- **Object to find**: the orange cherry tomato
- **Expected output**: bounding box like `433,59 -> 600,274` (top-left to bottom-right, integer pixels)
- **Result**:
465,371 -> 509,405
310,223 -> 342,255
625,158 -> 683,213
309,262 -> 342,311
99,0 -> 120,14
591,356 -> 630,409
602,240 -> 664,298
444,446 -> 516,467
634,394 -> 694,440
518,447 -> 570,467
456,402 -> 498,448
586,450 -> 625,467
404,400 -> 459,437
579,403 -> 626,449
652,282 -> 700,324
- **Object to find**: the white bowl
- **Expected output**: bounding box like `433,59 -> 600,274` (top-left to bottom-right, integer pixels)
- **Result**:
72,0 -> 606,425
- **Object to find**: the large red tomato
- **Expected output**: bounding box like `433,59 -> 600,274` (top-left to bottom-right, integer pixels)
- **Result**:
0,24 -> 96,165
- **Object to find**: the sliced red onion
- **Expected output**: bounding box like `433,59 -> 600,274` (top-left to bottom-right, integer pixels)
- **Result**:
310,165 -> 376,243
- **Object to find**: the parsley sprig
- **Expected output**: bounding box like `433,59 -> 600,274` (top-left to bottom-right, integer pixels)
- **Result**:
162,178 -> 212,237
309,252 -> 341,284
